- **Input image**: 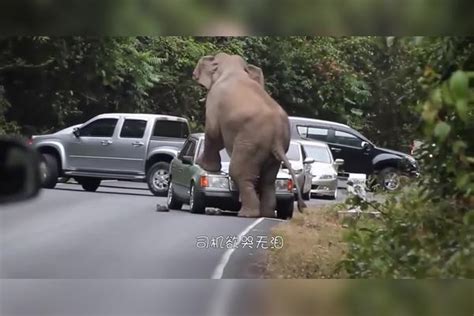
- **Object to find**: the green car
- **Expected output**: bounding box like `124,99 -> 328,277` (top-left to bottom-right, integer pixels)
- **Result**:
167,133 -> 296,219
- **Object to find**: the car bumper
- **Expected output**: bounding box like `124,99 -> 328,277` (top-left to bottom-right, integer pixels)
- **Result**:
200,189 -> 293,211
310,178 -> 337,196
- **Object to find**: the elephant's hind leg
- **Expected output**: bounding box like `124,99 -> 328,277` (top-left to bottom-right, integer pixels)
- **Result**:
259,158 -> 281,218
229,150 -> 261,218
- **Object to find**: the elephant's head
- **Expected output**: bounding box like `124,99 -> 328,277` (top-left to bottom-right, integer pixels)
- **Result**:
192,53 -> 264,90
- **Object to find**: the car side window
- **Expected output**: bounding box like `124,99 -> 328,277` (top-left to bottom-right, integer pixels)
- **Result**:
179,140 -> 192,159
179,139 -> 196,161
297,126 -> 308,138
334,130 -> 362,147
120,119 -> 147,138
80,118 -> 118,137
186,141 -> 196,160
307,127 -> 329,141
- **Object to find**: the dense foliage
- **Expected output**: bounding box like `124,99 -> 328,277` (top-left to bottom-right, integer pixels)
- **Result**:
341,69 -> 474,278
1,36 -> 472,152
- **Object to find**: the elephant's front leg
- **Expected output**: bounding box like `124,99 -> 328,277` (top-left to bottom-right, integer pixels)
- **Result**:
259,159 -> 281,218
196,132 -> 223,173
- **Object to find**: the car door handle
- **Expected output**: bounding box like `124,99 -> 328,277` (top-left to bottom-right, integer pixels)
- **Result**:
101,140 -> 112,146
132,141 -> 144,147
331,147 -> 342,152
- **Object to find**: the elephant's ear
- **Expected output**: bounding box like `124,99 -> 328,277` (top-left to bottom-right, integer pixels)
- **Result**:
193,55 -> 217,90
246,64 -> 264,87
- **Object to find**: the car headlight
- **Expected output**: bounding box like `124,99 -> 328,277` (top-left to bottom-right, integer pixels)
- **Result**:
319,174 -> 335,180
275,179 -> 293,192
406,156 -> 416,164
200,175 -> 229,190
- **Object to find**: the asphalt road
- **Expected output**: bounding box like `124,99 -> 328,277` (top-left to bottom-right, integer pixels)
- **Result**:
1,181 -> 347,315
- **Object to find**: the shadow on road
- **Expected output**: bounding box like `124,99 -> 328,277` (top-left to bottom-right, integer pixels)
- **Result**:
100,184 -> 150,191
53,187 -> 155,198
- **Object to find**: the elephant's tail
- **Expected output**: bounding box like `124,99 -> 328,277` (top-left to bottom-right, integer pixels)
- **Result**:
273,149 -> 306,213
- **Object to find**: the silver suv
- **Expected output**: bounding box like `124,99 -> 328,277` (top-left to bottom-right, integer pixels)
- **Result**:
32,113 -> 190,196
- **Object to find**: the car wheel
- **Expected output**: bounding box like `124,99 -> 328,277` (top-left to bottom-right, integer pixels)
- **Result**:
147,162 -> 170,196
40,153 -> 59,189
379,167 -> 400,191
167,182 -> 183,210
276,199 -> 294,220
80,178 -> 101,192
302,190 -> 310,201
189,183 -> 205,214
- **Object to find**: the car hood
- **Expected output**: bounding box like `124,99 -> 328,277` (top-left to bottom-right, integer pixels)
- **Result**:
310,162 -> 336,176
54,124 -> 82,135
376,146 -> 414,160
32,124 -> 83,140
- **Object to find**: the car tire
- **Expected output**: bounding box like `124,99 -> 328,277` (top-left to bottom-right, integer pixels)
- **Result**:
79,178 -> 101,192
276,199 -> 294,220
167,181 -> 183,210
189,183 -> 205,214
40,153 -> 59,189
147,162 -> 171,196
379,167 -> 401,191
302,190 -> 310,201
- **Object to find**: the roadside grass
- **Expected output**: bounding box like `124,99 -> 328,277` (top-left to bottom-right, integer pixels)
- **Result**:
266,203 -> 349,279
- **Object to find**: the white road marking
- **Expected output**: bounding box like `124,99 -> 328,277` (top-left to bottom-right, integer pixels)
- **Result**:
211,217 -> 265,279
209,280 -> 238,316
261,217 -> 286,223
209,217 -> 267,316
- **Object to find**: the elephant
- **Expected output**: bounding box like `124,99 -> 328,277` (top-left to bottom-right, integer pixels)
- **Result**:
192,52 -> 306,218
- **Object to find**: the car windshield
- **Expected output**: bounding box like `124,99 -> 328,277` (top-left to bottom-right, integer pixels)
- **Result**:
304,145 -> 332,163
198,140 -> 231,162
286,143 -> 301,161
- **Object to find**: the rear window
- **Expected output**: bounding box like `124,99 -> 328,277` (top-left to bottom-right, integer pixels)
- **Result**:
153,120 -> 189,138
304,145 -> 332,163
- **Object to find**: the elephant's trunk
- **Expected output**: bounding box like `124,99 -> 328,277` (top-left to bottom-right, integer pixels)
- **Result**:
273,149 -> 307,213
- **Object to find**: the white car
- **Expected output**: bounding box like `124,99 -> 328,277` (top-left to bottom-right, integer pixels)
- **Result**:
299,140 -> 344,199
281,141 -> 314,200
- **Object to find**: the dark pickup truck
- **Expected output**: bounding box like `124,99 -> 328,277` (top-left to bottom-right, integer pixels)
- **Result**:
289,116 -> 419,190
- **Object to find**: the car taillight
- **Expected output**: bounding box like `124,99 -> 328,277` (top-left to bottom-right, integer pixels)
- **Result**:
200,176 -> 209,188
287,179 -> 293,191
26,138 -> 33,146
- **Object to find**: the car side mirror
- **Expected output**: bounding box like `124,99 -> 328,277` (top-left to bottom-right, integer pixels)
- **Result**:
303,157 -> 315,164
334,159 -> 344,166
73,128 -> 81,138
182,156 -> 193,165
0,138 -> 42,205
361,141 -> 372,150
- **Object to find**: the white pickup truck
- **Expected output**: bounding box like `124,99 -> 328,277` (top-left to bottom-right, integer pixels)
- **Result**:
32,113 -> 190,196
